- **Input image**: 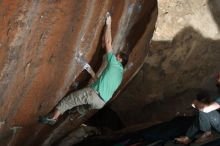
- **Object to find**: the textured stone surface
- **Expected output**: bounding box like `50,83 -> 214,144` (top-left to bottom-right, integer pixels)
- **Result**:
111,0 -> 220,126
0,0 -> 157,145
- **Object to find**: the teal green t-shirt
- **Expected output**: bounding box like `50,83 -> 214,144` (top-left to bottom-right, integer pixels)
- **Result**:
91,52 -> 123,102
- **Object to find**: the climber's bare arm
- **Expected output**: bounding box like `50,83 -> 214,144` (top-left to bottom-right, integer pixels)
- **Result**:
105,13 -> 113,53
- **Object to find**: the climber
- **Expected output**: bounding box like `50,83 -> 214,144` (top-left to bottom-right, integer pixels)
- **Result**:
39,13 -> 129,125
175,90 -> 220,145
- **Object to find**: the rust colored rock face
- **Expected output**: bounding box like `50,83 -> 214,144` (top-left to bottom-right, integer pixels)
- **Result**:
0,0 -> 157,145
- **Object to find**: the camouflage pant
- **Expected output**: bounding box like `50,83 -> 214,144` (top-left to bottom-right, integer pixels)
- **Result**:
56,87 -> 105,114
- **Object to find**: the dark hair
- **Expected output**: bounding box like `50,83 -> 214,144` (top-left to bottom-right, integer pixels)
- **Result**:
217,83 -> 220,88
196,90 -> 212,104
118,52 -> 128,67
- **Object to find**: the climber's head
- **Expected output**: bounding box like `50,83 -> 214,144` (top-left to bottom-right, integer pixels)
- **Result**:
116,52 -> 128,67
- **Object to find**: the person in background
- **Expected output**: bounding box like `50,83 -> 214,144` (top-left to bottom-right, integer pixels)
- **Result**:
175,90 -> 220,145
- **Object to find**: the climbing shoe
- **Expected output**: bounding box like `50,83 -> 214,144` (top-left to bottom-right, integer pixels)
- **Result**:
38,116 -> 57,125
